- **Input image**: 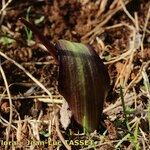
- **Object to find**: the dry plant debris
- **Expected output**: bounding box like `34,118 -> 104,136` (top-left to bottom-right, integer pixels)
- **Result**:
0,0 -> 150,149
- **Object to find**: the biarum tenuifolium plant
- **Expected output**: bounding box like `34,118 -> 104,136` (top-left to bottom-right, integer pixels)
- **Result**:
19,18 -> 110,132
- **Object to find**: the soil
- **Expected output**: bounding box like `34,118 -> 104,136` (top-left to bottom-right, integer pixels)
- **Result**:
0,0 -> 150,149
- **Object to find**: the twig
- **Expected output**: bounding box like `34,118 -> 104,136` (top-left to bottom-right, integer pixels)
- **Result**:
119,86 -> 131,132
0,94 -> 63,103
96,0 -> 108,17
120,0 -> 136,26
140,6 -> 150,58
55,115 -> 71,150
0,0 -> 12,24
81,0 -> 131,41
16,118 -> 22,142
38,98 -> 63,103
0,61 -> 13,150
80,140 -> 119,150
29,120 -> 40,141
0,51 -> 53,102
105,48 -> 132,64
0,0 -> 12,14
113,60 -> 128,90
104,92 -> 138,114
0,115 -> 17,129
125,61 -> 150,94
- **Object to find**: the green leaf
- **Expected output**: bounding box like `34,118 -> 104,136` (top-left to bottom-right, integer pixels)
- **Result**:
56,40 -> 110,132
39,131 -> 50,137
0,36 -> 15,45
34,16 -> 45,25
125,106 -> 135,114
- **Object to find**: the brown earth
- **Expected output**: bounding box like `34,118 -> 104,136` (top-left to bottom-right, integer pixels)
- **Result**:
0,0 -> 150,149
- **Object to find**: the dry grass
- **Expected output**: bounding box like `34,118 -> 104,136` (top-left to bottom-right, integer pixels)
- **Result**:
0,0 -> 150,149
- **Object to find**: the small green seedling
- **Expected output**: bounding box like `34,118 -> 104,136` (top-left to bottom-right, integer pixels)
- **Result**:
24,7 -> 33,45
34,16 -> 45,25
19,18 -> 110,133
0,35 -> 15,45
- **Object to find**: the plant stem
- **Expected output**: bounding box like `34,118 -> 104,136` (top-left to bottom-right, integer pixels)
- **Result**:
120,86 -> 131,132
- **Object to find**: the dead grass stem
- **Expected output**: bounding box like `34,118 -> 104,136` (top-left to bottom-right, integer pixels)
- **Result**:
0,62 -> 13,150
55,115 -> 71,150
0,51 -> 53,102
0,0 -> 12,24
